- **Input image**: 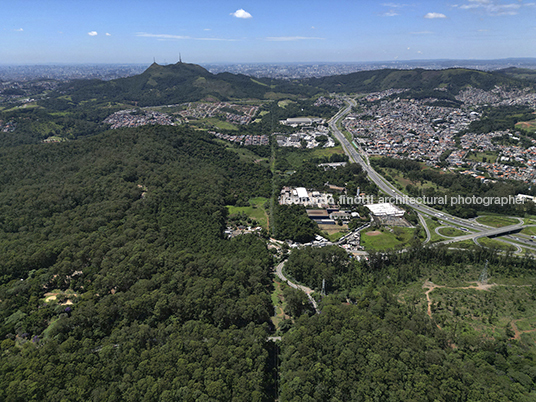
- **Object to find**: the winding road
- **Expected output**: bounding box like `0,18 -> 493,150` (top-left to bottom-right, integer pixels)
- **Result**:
275,260 -> 318,313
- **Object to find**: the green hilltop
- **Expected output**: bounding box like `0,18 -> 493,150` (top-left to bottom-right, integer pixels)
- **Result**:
306,67 -> 531,94
60,61 -> 318,106
52,64 -> 535,108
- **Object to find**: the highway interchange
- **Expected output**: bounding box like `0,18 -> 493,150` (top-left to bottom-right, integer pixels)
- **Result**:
328,98 -> 536,253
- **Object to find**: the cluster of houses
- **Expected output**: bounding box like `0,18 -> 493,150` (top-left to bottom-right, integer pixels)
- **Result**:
0,119 -> 16,133
209,131 -> 269,145
178,102 -> 259,125
104,110 -> 176,129
344,85 -> 536,183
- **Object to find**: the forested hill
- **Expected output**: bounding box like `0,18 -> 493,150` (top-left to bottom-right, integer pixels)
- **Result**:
58,61 -> 319,106
0,125 -> 276,400
305,67 -> 531,94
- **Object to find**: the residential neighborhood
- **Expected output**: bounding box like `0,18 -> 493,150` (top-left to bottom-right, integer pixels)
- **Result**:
344,86 -> 536,183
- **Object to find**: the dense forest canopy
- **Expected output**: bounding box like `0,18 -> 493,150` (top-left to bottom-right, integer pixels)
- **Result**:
0,125 -> 277,400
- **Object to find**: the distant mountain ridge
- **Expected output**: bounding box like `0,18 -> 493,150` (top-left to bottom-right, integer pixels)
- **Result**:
60,61 -> 317,106
56,63 -> 534,107
306,67 -> 531,94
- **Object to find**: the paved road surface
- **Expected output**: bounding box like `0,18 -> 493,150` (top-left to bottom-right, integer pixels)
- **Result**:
275,260 -> 318,312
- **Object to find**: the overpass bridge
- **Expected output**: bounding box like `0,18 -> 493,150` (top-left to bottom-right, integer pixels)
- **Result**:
437,224 -> 525,245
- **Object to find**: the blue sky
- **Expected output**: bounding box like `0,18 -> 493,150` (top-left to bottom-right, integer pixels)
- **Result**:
2,0 -> 536,64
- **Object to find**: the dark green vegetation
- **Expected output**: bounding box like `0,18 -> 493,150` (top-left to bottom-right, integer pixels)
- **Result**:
0,105 -> 115,147
498,67 -> 536,82
281,245 -> 536,401
373,157 -> 536,218
0,125 -> 277,401
468,105 -> 536,136
46,63 -> 535,110
57,62 -> 319,107
272,204 -> 318,243
307,67 -> 531,94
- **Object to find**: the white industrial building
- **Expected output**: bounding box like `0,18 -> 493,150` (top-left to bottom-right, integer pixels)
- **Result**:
365,203 -> 405,217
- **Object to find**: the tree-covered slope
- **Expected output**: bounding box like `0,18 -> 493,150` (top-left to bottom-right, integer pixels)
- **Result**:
280,246 -> 536,401
57,62 -> 318,106
306,68 -> 529,94
0,125 -> 276,401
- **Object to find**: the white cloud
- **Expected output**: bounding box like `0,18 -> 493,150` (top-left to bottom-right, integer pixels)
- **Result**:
455,0 -> 534,16
424,12 -> 447,18
410,31 -> 434,34
382,10 -> 399,16
265,36 -> 324,41
230,9 -> 252,19
137,32 -> 190,40
136,32 -> 236,41
88,31 -> 98,36
382,2 -> 411,7
14,28 -> 23,32
106,33 -> 111,36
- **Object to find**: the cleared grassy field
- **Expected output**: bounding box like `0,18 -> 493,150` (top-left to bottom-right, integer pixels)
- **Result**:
521,226 -> 536,236
437,226 -> 467,237
227,197 -> 270,229
476,215 -> 521,228
477,237 -> 516,252
282,145 -> 345,169
425,218 -> 447,243
464,151 -> 498,163
224,145 -> 270,167
516,119 -> 536,134
360,227 -> 417,251
191,117 -> 238,131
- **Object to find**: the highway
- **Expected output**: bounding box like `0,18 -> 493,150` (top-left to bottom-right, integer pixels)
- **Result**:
328,98 -> 536,251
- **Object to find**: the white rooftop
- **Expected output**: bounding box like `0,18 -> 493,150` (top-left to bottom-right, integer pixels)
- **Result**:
365,203 -> 405,217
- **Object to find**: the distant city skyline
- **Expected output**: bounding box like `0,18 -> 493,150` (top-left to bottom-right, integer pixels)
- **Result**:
2,0 -> 536,64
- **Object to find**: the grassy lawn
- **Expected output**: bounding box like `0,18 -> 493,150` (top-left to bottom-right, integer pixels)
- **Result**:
521,226 -> 536,236
464,151 -> 498,163
191,117 -> 238,131
447,239 -> 477,249
281,145 -> 345,169
277,99 -> 294,108
437,226 -> 467,237
324,231 -> 346,242
516,120 -> 536,134
309,145 -> 345,159
477,237 -> 517,252
425,218 -> 447,243
360,227 -> 416,251
318,224 -> 348,242
227,197 -> 270,229
476,215 -> 521,228
224,145 -> 270,168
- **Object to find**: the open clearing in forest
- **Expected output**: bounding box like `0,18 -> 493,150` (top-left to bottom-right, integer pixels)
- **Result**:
418,280 -> 536,342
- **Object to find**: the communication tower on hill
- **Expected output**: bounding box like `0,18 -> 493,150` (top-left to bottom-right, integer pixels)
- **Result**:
479,260 -> 489,285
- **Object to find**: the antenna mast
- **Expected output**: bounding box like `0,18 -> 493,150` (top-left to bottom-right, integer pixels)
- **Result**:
479,260 -> 489,285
